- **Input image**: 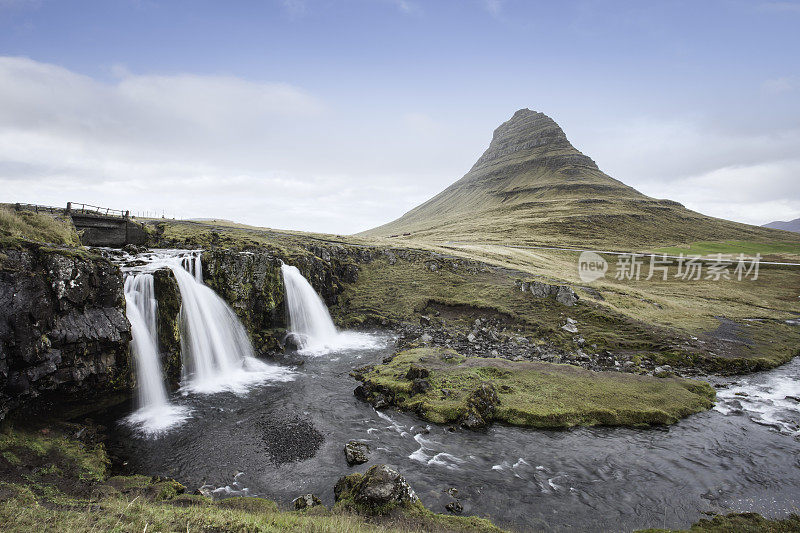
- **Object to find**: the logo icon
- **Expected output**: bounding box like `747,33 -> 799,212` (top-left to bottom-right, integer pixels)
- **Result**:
577,251 -> 607,283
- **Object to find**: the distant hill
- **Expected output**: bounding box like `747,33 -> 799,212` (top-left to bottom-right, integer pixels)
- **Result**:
764,218 -> 800,233
361,109 -> 800,249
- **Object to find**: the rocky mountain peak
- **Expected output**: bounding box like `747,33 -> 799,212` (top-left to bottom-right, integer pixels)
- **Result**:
471,108 -> 597,171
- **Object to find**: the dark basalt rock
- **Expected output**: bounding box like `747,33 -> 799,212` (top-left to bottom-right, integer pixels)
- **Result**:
446,500 -> 463,514
293,493 -> 322,510
344,440 -> 370,466
461,381 -> 499,430
152,268 -> 181,387
200,246 -> 365,353
410,378 -> 431,395
0,243 -> 131,421
405,364 -> 429,380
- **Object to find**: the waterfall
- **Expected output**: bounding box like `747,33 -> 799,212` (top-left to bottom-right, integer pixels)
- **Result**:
281,264 -> 379,355
281,265 -> 338,347
169,263 -> 292,394
120,250 -> 293,435
181,252 -> 203,282
123,273 -> 188,435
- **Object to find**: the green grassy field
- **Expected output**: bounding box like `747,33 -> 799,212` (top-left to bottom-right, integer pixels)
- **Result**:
653,240 -> 800,261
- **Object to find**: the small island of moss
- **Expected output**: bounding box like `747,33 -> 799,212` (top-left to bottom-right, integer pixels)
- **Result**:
353,347 -> 717,429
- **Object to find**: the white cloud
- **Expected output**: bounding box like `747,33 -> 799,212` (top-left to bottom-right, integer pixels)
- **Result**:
1,56 -> 798,233
762,77 -> 796,94
0,56 -> 468,233
482,0 -> 503,17
759,1 -> 800,13
280,0 -> 307,17
639,160 -> 800,226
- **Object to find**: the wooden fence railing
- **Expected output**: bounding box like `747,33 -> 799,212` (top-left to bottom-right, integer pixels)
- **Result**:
9,202 -> 131,219
66,202 -> 129,219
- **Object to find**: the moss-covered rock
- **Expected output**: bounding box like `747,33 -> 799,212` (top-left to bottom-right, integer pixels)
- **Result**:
334,464 -> 420,516
152,268 -> 182,386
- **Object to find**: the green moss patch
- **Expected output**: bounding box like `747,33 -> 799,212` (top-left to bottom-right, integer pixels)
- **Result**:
639,512 -> 800,532
355,347 -> 716,429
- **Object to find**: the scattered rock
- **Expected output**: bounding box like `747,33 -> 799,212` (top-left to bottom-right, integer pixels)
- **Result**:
461,381 -> 498,429
411,378 -> 431,395
122,243 -> 148,255
555,286 -> 579,306
561,318 -> 578,334
195,486 -> 214,498
344,440 -> 371,466
334,464 -> 419,513
446,500 -> 463,514
293,493 -> 322,510
405,365 -> 429,380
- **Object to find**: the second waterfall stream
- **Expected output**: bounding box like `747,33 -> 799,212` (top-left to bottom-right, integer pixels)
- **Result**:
281,264 -> 381,355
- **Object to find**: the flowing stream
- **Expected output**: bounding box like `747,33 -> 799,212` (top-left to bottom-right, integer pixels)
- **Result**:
106,341 -> 800,532
113,251 -> 800,530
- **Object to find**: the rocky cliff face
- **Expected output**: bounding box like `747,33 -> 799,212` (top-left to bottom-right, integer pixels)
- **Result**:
0,243 -> 131,421
152,269 -> 182,387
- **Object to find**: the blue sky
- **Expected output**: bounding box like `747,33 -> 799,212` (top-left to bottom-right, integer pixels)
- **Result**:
1,0 -> 798,232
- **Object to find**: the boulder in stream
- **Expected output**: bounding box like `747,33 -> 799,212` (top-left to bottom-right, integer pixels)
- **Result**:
344,440 -> 370,466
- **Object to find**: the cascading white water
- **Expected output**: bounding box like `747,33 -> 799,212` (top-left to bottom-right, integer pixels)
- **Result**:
120,249 -> 293,435
281,264 -> 380,355
281,264 -> 339,346
181,252 -> 203,282
169,263 -> 291,394
123,273 -> 188,435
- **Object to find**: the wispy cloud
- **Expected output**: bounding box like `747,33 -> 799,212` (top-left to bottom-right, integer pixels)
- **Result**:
280,0 -> 307,17
0,0 -> 40,9
0,56 -> 467,233
385,0 -> 421,15
482,0 -> 503,17
759,1 -> 800,13
762,77 -> 796,94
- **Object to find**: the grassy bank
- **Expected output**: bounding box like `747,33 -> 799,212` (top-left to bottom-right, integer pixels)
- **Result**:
354,347 -> 716,429
0,426 -> 504,533
0,205 -> 80,247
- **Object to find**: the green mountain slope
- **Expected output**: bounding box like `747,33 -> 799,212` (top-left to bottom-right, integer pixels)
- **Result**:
361,109 -> 799,249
